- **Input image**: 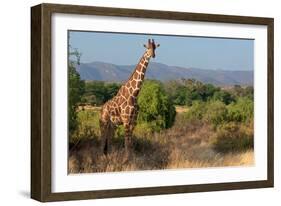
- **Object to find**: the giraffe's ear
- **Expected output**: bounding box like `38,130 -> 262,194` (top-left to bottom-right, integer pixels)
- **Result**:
144,44 -> 148,48
156,44 -> 160,48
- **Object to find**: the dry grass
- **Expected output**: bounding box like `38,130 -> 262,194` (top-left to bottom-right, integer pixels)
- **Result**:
167,149 -> 253,169
175,106 -> 189,113
77,105 -> 101,111
69,137 -> 169,173
69,114 -> 254,174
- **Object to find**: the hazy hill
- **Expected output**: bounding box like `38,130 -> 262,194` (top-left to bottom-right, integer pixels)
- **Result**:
76,61 -> 253,86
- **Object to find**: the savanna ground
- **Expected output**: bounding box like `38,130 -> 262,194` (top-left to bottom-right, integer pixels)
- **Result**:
68,105 -> 254,173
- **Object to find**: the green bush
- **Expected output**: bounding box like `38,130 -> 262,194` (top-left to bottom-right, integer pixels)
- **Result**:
69,110 -> 100,144
212,121 -> 253,153
204,100 -> 228,128
227,97 -> 254,122
184,100 -> 206,120
185,100 -> 227,128
137,80 -> 176,129
133,122 -> 160,138
115,125 -> 125,139
186,96 -> 254,127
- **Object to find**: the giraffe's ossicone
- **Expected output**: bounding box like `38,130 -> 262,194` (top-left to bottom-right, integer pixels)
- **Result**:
99,39 -> 160,158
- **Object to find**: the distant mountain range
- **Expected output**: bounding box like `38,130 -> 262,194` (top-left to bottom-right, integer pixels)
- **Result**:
76,61 -> 253,86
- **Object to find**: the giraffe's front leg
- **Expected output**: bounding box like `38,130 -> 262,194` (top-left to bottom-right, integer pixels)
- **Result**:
124,123 -> 133,161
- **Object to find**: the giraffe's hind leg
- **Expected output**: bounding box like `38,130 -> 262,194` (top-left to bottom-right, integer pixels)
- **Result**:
100,120 -> 109,155
100,120 -> 114,155
106,122 -> 115,154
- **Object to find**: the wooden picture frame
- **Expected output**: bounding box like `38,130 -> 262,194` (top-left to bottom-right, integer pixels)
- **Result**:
31,3 -> 274,202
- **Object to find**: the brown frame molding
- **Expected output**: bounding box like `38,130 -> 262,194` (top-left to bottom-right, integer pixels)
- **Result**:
31,3 -> 274,202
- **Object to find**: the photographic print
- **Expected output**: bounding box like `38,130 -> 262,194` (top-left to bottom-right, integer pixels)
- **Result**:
68,31 -> 254,174
31,4 -> 273,201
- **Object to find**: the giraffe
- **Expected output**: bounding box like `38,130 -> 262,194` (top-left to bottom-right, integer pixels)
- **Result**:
99,39 -> 160,158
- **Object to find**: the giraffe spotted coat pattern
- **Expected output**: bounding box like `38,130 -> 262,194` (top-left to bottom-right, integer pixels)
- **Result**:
99,39 -> 160,157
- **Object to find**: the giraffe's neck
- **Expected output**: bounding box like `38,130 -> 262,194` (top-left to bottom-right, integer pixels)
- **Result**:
124,51 -> 151,96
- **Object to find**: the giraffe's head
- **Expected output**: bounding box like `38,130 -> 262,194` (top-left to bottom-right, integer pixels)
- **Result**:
144,39 -> 160,58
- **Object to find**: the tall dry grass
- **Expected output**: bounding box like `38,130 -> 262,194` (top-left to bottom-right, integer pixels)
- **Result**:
68,113 -> 254,173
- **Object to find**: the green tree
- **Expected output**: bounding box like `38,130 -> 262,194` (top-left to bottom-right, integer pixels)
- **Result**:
68,47 -> 85,134
137,80 -> 176,129
163,80 -> 189,105
213,90 -> 235,105
173,85 -> 191,106
105,83 -> 121,101
83,81 -> 121,106
203,84 -> 219,101
163,79 -> 220,106
84,81 -> 106,105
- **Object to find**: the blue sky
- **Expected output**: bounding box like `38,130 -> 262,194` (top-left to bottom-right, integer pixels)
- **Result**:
69,31 -> 254,71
